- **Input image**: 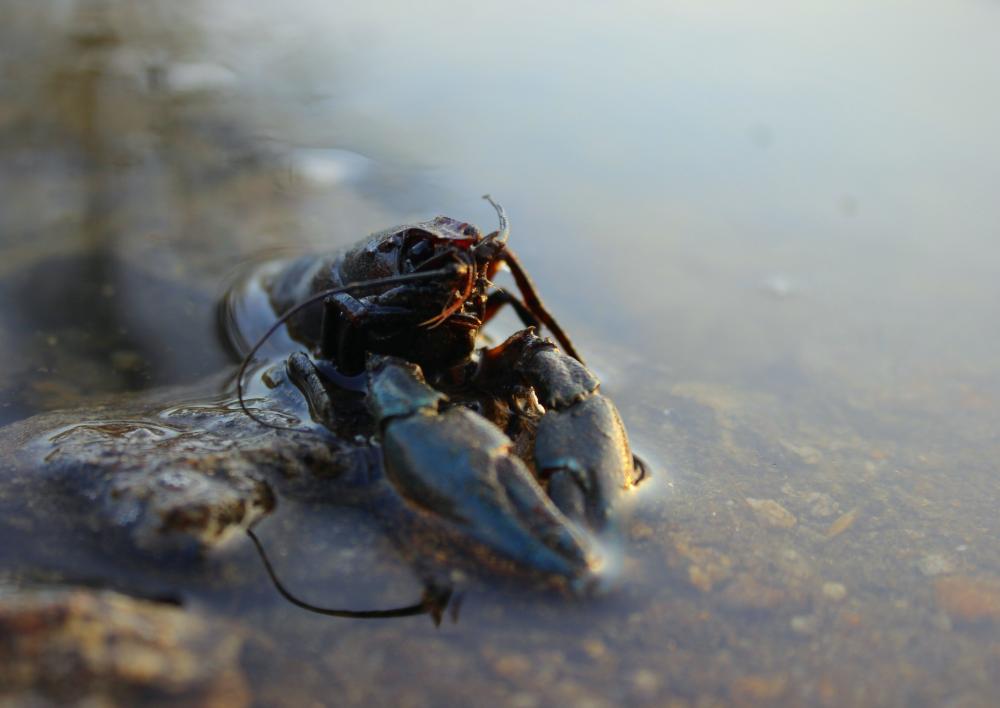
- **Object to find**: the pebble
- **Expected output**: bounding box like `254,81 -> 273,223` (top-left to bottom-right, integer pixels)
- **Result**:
673,537 -> 733,592
492,654 -> 532,680
685,558 -> 732,593
822,582 -> 848,602
582,639 -> 607,660
790,615 -> 818,635
745,498 -> 797,528
917,554 -> 956,577
293,148 -> 373,187
630,668 -> 661,697
629,521 -> 654,541
688,556 -> 732,592
688,565 -> 712,593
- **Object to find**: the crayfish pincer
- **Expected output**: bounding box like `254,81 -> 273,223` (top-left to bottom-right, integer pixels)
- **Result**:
366,354 -> 603,587
226,196 -> 645,590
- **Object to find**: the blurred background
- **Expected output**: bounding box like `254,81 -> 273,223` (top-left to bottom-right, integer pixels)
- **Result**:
1,1 -> 999,705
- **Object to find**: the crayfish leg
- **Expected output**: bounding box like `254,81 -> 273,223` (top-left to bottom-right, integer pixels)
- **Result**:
286,352 -> 335,427
482,290 -> 541,330
498,248 -> 583,363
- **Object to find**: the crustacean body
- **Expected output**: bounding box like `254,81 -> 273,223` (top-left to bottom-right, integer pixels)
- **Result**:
224,198 -> 646,590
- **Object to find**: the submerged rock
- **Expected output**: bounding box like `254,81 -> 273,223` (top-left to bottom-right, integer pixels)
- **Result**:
0,380 -> 353,557
0,588 -> 248,705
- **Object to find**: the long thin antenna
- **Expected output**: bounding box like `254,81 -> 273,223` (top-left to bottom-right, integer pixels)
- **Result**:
476,194 -> 509,252
247,525 -> 451,621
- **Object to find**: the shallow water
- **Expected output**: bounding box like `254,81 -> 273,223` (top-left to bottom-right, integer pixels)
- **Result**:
2,1 -> 1000,705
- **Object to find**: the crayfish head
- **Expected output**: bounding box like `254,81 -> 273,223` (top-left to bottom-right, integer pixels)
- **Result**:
332,207 -> 507,375
380,219 -> 499,355
347,257 -> 483,374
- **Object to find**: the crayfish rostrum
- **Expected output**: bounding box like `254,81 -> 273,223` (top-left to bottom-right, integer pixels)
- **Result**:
225,196 -> 646,591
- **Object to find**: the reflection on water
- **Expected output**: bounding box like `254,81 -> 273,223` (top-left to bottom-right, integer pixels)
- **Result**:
2,0 -> 1000,705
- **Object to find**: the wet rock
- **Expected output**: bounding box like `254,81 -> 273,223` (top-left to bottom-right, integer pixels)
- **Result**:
0,588 -> 248,705
745,498 -> 797,529
935,576 -> 1000,623
14,412 -> 277,554
108,463 -> 274,551
0,393 -> 354,556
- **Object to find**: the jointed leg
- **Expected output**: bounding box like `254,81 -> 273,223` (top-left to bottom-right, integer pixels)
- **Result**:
286,352 -> 336,427
483,290 -> 541,330
498,249 -> 584,363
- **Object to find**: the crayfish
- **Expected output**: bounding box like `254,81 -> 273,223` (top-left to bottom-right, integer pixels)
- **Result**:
225,196 -> 645,590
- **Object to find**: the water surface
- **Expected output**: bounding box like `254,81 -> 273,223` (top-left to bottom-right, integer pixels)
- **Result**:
2,1 -> 999,705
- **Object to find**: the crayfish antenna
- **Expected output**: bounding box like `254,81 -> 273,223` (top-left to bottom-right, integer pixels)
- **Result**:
247,520 -> 450,620
419,258 -> 475,329
477,194 -> 509,252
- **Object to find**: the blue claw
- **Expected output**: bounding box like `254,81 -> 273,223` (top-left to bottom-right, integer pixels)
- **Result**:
367,356 -> 604,585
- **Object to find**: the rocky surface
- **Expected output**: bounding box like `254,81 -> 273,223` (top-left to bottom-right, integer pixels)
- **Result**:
0,588 -> 248,706
0,380 -> 357,557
